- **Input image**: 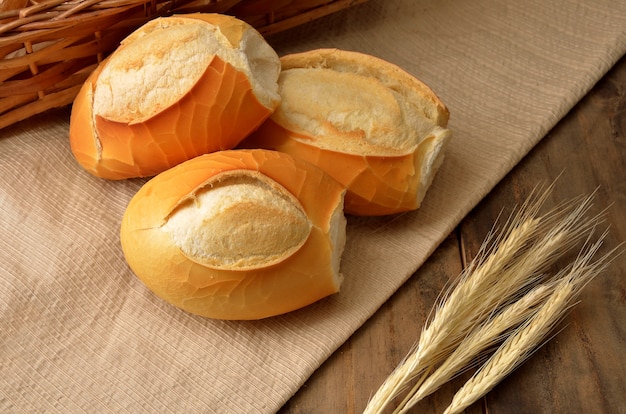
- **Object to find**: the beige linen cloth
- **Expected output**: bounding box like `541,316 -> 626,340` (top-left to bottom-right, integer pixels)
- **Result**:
1,0 -> 625,412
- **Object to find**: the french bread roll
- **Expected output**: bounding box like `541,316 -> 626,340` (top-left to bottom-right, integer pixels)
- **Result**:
69,13 -> 281,180
242,48 -> 451,216
120,149 -> 347,320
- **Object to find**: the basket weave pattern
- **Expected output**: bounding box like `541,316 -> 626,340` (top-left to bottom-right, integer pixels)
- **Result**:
0,0 -> 367,130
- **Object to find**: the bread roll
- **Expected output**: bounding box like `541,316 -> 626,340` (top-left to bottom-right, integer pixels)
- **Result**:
120,149 -> 347,320
242,48 -> 451,216
69,13 -> 281,180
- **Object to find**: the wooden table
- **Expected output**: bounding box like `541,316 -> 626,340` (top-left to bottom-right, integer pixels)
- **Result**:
280,55 -> 626,413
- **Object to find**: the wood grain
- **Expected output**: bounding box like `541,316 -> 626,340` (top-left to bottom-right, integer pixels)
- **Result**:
279,54 -> 626,414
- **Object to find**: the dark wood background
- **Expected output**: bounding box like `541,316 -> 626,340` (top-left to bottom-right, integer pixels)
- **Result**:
280,54 -> 626,414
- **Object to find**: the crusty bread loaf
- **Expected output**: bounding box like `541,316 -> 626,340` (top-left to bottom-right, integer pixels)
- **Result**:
242,48 -> 451,216
70,13 -> 281,180
120,149 -> 347,320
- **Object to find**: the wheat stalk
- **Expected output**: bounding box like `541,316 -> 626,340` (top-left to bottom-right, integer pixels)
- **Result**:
443,234 -> 617,414
363,186 -> 610,414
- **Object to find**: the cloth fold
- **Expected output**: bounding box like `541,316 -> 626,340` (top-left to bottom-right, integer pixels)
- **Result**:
1,0 -> 625,412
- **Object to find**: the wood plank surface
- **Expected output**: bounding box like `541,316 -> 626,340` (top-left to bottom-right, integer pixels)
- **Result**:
279,54 -> 626,414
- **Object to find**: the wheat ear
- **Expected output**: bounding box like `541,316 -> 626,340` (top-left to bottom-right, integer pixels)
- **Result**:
362,215 -> 540,414
397,194 -> 604,412
419,190 -> 602,362
406,191 -> 601,383
363,188 -> 554,414
443,235 -> 616,414
363,187 -> 606,414
396,283 -> 554,413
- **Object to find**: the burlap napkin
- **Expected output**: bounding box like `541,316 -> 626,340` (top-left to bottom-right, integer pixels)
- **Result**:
1,0 -> 625,412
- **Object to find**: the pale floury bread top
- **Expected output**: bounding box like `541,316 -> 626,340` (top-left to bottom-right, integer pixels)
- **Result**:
272,49 -> 449,156
92,15 -> 281,123
162,171 -> 312,271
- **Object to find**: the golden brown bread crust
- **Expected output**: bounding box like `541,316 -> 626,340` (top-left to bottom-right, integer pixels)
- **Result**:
120,149 -> 347,320
69,13 -> 281,180
243,48 -> 451,216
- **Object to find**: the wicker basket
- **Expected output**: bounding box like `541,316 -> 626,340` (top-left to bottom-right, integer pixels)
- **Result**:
0,0 -> 367,130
